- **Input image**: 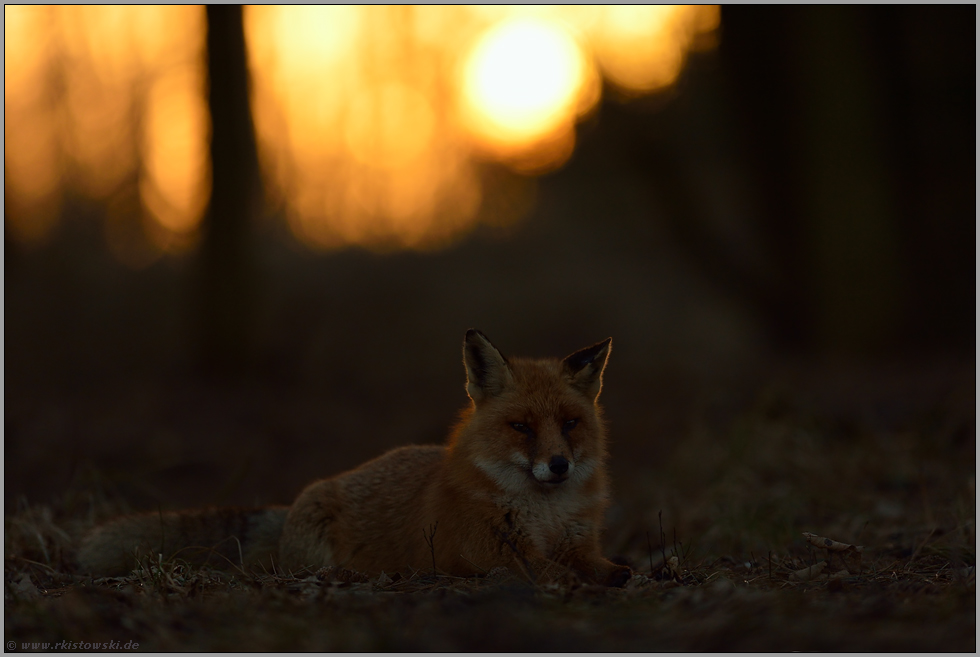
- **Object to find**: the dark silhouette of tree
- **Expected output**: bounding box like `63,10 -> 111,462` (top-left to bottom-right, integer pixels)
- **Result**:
197,5 -> 261,376
653,5 -> 974,355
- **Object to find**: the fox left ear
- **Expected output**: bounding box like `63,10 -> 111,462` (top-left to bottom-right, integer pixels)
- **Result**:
463,329 -> 513,404
562,338 -> 611,401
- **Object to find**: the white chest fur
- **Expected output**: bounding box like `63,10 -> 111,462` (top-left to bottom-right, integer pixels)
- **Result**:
472,453 -> 604,556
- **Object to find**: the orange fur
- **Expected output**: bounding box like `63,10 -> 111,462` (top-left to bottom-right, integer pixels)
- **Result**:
80,331 -> 631,586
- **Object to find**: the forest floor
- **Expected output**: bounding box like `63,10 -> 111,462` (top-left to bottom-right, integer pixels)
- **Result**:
5,361 -> 976,651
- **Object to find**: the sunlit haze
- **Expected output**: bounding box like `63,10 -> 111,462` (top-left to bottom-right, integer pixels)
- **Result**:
4,5 -> 719,260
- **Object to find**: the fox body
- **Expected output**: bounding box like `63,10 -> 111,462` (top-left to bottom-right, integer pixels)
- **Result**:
79,330 -> 631,586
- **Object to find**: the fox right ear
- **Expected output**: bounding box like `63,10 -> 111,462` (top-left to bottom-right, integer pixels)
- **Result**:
562,337 -> 611,401
463,329 -> 513,404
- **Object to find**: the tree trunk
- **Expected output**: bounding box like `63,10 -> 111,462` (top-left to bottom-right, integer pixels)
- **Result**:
197,4 -> 261,376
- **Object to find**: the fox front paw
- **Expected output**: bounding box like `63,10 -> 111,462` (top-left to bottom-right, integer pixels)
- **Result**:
605,564 -> 632,588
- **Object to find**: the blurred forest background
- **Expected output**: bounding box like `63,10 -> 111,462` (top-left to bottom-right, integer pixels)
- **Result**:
4,4 -> 974,526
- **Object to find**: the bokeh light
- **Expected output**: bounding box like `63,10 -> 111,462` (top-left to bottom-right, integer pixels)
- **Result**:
459,17 -> 596,171
4,5 -> 718,258
593,5 -> 720,94
140,65 -> 211,235
244,5 -> 483,251
4,5 -> 62,244
4,5 -> 208,262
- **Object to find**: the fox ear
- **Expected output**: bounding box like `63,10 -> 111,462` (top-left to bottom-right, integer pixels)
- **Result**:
463,329 -> 513,403
562,338 -> 611,401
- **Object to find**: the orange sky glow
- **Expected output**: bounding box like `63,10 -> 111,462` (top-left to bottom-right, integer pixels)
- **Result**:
4,5 -> 719,261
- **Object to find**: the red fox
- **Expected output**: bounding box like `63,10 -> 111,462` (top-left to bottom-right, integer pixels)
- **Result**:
79,330 -> 632,587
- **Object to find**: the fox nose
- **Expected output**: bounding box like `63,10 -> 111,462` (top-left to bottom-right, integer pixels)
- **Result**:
549,455 -> 569,475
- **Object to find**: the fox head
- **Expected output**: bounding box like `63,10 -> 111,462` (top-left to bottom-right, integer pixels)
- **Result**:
456,329 -> 611,494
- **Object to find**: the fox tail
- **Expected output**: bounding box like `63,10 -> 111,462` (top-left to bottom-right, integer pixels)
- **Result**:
77,506 -> 288,577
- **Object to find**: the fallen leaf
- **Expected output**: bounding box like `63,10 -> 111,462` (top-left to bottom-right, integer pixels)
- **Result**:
792,561 -> 827,582
802,532 -> 864,553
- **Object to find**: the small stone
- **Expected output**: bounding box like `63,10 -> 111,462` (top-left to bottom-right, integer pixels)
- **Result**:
486,566 -> 511,581
12,573 -> 40,599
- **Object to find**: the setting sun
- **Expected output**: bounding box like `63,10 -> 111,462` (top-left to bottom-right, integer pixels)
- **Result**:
459,18 -> 594,165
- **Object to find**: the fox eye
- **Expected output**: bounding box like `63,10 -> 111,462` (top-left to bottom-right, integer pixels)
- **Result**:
510,422 -> 530,434
563,419 -> 579,433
